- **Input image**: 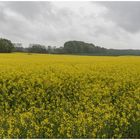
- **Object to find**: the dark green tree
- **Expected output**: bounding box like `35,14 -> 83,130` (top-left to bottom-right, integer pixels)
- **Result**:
0,38 -> 14,53
27,44 -> 47,53
63,41 -> 106,54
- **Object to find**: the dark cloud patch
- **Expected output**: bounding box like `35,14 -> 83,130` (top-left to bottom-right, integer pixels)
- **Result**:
98,1 -> 140,33
6,2 -> 52,21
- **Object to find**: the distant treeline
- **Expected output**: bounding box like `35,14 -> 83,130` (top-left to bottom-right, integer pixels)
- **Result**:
0,38 -> 140,56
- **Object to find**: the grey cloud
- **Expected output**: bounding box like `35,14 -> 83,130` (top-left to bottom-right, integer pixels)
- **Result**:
0,2 -> 67,45
6,2 -> 52,20
1,1 -> 140,49
0,2 -> 98,45
98,2 -> 140,33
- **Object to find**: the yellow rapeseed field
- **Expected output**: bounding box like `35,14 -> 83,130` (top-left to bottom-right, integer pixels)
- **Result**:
0,53 -> 140,138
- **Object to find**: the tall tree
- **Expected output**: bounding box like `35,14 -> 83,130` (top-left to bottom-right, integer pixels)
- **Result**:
0,38 -> 14,53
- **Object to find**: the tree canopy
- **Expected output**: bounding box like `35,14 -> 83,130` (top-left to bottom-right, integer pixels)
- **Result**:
64,41 -> 106,54
0,38 -> 14,53
27,44 -> 47,53
0,37 -> 140,56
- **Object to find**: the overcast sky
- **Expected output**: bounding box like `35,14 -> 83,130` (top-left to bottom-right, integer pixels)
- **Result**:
0,1 -> 140,49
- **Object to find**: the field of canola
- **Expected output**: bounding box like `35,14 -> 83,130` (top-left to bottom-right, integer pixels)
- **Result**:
0,53 -> 140,138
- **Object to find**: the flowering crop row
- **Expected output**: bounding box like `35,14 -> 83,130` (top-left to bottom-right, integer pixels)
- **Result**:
0,53 -> 140,138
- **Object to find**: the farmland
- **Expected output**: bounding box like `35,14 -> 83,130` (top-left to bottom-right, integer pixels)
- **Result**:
0,53 -> 140,138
